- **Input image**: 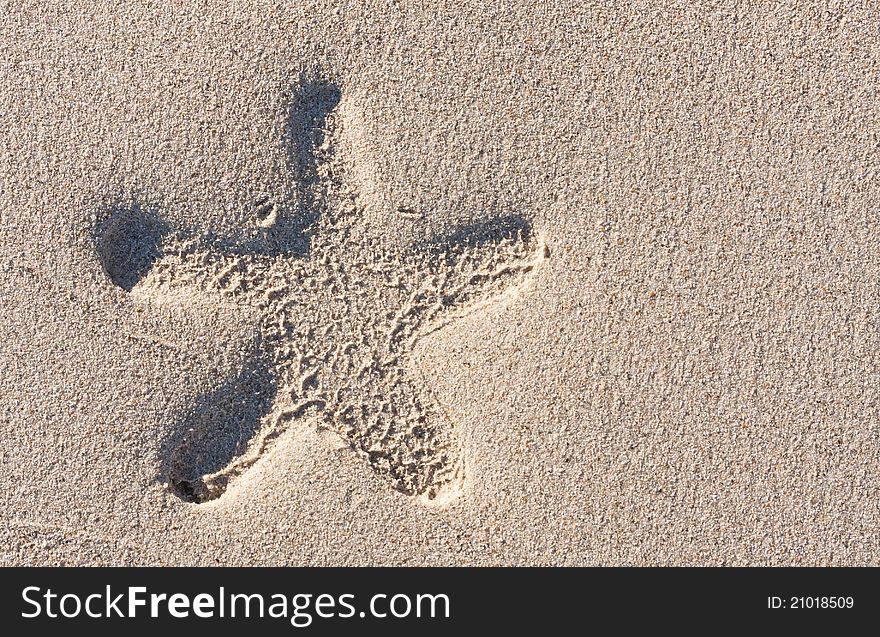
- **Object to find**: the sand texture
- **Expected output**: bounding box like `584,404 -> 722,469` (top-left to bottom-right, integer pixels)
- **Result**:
2,1 -> 880,565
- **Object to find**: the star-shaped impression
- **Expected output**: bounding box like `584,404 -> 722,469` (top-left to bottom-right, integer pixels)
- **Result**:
95,77 -> 546,506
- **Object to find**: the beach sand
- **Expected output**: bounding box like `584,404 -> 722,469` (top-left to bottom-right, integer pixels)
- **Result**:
2,1 -> 879,565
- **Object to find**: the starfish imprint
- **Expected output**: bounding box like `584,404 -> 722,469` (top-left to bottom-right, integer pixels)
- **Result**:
96,78 -> 547,506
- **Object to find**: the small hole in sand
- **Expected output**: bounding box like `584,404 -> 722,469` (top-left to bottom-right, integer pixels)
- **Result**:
94,203 -> 167,291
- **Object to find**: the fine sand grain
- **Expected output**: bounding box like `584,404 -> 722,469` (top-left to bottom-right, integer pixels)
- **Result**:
2,1 -> 880,565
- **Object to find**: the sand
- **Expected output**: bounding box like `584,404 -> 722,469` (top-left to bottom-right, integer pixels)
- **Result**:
2,1 -> 879,566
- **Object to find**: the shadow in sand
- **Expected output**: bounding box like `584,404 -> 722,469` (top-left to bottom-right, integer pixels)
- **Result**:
162,350 -> 277,503
414,213 -> 534,266
94,202 -> 169,291
209,75 -> 342,260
